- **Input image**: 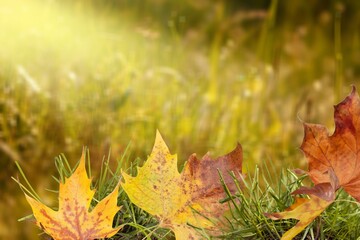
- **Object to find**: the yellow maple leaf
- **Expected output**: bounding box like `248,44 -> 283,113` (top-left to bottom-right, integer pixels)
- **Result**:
24,150 -> 122,240
121,131 -> 243,240
265,179 -> 336,240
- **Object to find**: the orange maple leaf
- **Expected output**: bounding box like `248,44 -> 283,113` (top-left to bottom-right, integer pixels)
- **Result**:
266,87 -> 360,239
301,86 -> 360,201
24,150 -> 122,240
121,131 -> 243,240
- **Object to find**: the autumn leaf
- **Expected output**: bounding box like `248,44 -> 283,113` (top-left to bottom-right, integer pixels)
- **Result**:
24,150 -> 122,240
265,182 -> 336,240
121,131 -> 243,240
301,86 -> 360,201
266,86 -> 360,239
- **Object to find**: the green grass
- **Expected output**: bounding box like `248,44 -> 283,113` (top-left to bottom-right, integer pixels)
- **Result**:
217,168 -> 360,240
14,149 -> 360,240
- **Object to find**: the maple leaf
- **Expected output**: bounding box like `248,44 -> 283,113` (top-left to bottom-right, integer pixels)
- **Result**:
301,86 -> 360,201
265,182 -> 336,240
266,87 -> 360,239
121,131 -> 243,240
24,150 -> 122,240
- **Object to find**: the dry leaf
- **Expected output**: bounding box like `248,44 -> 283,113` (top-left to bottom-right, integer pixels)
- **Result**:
24,150 -> 122,240
301,86 -> 360,201
265,182 -> 335,240
266,87 -> 360,239
121,131 -> 243,240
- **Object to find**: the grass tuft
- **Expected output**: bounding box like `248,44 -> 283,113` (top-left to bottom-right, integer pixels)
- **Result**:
212,165 -> 360,240
14,148 -> 360,239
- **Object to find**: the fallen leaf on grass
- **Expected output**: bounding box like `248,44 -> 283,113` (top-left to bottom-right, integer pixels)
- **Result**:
265,182 -> 335,240
266,87 -> 360,239
301,86 -> 360,201
121,131 -> 243,240
24,150 -> 122,240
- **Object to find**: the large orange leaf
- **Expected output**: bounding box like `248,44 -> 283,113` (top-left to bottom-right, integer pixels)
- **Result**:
266,87 -> 360,239
301,86 -> 360,201
121,131 -> 243,240
24,150 -> 122,240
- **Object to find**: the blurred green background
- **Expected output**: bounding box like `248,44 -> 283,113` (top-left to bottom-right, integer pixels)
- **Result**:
1,0 -> 359,238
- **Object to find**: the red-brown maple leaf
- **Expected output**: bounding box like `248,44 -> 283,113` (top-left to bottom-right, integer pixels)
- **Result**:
301,86 -> 360,201
266,87 -> 360,239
